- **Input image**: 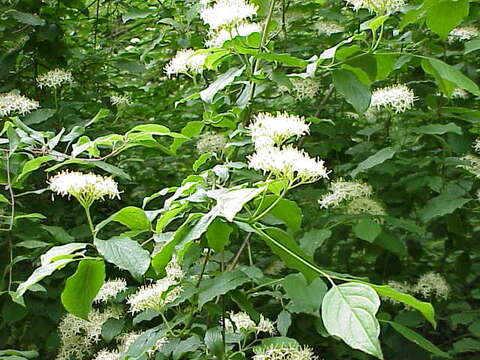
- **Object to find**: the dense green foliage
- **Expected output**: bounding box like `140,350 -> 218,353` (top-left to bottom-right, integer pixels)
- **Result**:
1,0 -> 480,359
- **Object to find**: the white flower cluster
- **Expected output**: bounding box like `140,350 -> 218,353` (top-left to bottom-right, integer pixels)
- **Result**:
0,91 -> 40,117
451,88 -> 470,99
248,112 -> 310,149
458,154 -> 480,178
225,312 -> 275,334
111,94 -> 131,106
281,78 -> 320,101
369,84 -> 416,114
201,0 -> 259,48
319,178 -> 373,208
117,332 -> 141,353
346,197 -> 386,218
247,113 -> 329,184
37,68 -> 73,88
344,0 -> 406,14
414,272 -> 449,300
56,308 -> 122,360
93,350 -> 120,360
313,20 -> 345,35
196,133 -> 228,154
200,0 -> 257,30
206,23 -> 261,48
253,345 -> 318,360
248,146 -> 330,184
49,171 -> 120,206
95,279 -> 127,303
448,26 -> 480,43
474,139 -> 480,154
384,272 -> 449,304
164,49 -> 207,76
127,259 -> 183,313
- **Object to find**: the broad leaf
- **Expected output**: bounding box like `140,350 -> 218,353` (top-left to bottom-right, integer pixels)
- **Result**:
419,194 -> 470,222
426,0 -> 469,40
197,270 -> 249,308
387,321 -> 450,358
354,219 -> 382,243
322,282 -> 383,359
200,67 -> 245,103
206,218 -> 233,252
61,259 -> 105,319
95,206 -> 151,234
351,147 -> 396,177
333,69 -> 371,113
283,273 -> 327,315
254,195 -> 303,232
95,237 -> 150,279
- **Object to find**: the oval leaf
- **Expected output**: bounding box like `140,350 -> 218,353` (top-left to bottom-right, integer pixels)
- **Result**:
322,282 -> 383,359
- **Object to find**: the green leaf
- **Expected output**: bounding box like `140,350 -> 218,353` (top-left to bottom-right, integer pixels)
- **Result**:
7,10 -> 45,26
333,69 -> 371,113
453,338 -> 480,353
193,153 -> 212,171
258,227 -> 318,282
254,195 -> 303,232
360,15 -> 389,32
277,310 -> 292,337
386,321 -> 450,358
354,219 -> 382,243
122,7 -> 153,22
61,259 -> 105,320
23,109 -> 56,125
0,350 -> 38,359
465,39 -> 480,54
371,285 -> 436,328
94,237 -> 150,279
283,273 -> 327,315
212,186 -> 265,222
414,123 -> 462,135
95,206 -> 151,234
426,0 -> 469,39
299,229 -> 331,257
114,59 -> 146,73
206,218 -> 233,252
322,282 -> 383,359
102,318 -> 125,343
173,336 -> 202,360
200,66 -> 245,103
197,270 -> 249,308
41,226 -> 75,244
421,57 -> 480,96
351,147 -> 396,177
253,53 -> 308,68
204,328 -> 225,360
419,194 -> 470,222
15,156 -> 53,183
40,243 -> 87,265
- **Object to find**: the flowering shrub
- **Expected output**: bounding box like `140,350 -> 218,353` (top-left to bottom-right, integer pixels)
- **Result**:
1,0 -> 479,359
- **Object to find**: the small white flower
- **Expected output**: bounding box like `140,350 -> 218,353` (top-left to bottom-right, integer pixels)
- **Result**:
206,22 -> 261,48
110,94 -> 131,106
94,279 -> 127,303
319,179 -> 373,208
248,112 -> 310,148
257,315 -> 276,335
0,91 -> 40,116
313,20 -> 345,35
200,0 -> 257,30
281,78 -> 320,101
458,154 -> 480,178
414,272 -> 449,300
164,49 -> 207,76
130,37 -> 141,43
37,68 -> 73,88
49,171 -> 120,206
127,258 -> 183,313
451,88 -> 469,99
474,139 -> 480,154
117,332 -> 141,353
345,197 -> 386,219
196,133 -> 227,154
253,345 -> 318,360
248,146 -> 330,184
225,312 -> 256,332
93,349 -> 120,360
448,26 -> 480,43
369,84 -> 416,113
344,0 -> 406,14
